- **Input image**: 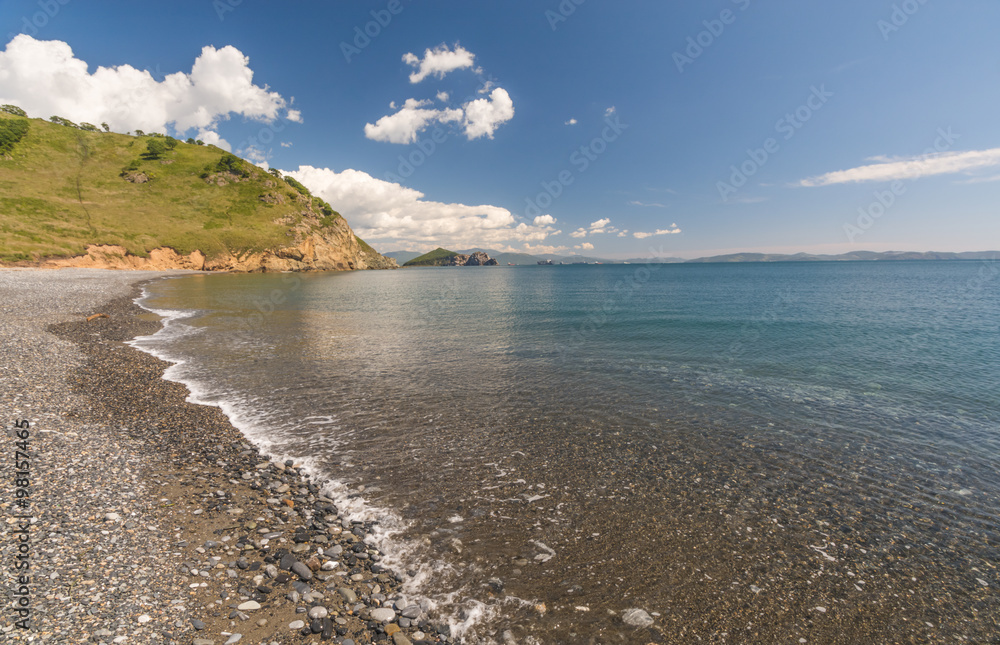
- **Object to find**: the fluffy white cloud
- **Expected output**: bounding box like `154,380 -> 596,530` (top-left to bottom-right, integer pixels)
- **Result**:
366,89 -> 513,143
283,166 -> 558,248
286,109 -> 302,123
588,218 -> 618,235
363,99 -> 463,144
436,91 -> 450,102
569,228 -> 588,238
633,225 -> 681,239
605,106 -> 617,116
0,36 -> 295,137
461,88 -> 514,140
517,242 -> 569,255
575,242 -> 595,250
565,118 -> 577,125
533,214 -> 557,226
196,129 -> 231,151
799,148 -> 1000,186
402,44 -> 476,83
628,200 -> 666,208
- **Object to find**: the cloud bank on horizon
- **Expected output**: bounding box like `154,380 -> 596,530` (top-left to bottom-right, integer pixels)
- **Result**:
284,165 -> 563,253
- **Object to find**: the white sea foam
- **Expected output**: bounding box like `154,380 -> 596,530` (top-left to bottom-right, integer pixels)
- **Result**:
129,284 -> 522,643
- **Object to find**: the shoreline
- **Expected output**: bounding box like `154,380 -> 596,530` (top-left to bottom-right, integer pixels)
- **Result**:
1,270 -> 446,645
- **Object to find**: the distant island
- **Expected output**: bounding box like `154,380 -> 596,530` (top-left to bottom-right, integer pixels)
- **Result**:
403,248 -> 499,266
0,107 -> 395,272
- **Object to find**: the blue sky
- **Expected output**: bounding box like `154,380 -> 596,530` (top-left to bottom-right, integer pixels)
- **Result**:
1,0 -> 998,258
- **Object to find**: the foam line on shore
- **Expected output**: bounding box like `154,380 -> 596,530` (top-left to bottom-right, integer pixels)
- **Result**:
127,280 -> 517,642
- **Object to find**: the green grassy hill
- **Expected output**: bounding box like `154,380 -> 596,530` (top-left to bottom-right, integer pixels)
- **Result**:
0,109 -> 387,267
403,247 -> 460,266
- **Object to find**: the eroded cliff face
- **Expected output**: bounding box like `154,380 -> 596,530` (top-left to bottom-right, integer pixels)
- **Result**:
40,201 -> 397,272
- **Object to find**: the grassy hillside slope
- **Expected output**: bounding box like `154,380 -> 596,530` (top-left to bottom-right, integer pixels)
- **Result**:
0,111 -> 381,266
403,247 -> 460,266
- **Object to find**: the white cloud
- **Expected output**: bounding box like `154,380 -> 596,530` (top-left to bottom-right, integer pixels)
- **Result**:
283,166 -> 559,248
519,243 -> 569,255
589,218 -> 618,234
633,225 -> 681,239
402,44 -> 476,83
605,106 -> 616,117
799,148 -> 1000,186
280,141 -> 293,148
565,118 -> 577,125
462,88 -> 514,140
628,200 -> 666,208
533,214 -> 557,226
575,242 -> 595,250
436,91 -> 449,102
366,88 -> 514,143
286,109 -> 302,123
196,129 -> 231,151
956,173 -> 1000,184
618,231 -> 627,237
0,36 -> 295,137
363,98 -> 463,144
569,228 -> 588,238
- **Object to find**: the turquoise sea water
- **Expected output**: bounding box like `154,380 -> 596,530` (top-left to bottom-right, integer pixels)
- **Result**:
134,261 -> 1000,643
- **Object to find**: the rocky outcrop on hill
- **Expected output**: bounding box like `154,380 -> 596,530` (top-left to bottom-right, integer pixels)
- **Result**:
446,251 -> 499,266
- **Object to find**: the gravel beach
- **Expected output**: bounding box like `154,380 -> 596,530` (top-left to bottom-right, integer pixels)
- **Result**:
1,269 -> 448,645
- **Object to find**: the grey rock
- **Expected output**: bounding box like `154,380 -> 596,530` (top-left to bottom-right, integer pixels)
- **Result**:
237,601 -> 260,611
401,605 -> 421,619
337,587 -> 357,603
370,607 -> 396,623
291,561 -> 313,581
224,635 -> 242,645
622,607 -> 654,628
191,619 -> 206,630
308,606 -> 328,619
288,620 -> 305,629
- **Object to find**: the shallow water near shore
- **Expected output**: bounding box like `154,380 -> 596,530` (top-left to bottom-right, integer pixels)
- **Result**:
132,261 -> 1000,643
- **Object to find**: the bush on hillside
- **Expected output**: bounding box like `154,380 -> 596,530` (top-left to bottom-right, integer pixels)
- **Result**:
1,105 -> 27,117
50,116 -> 79,128
0,119 -> 29,156
80,122 -> 100,132
284,176 -> 311,196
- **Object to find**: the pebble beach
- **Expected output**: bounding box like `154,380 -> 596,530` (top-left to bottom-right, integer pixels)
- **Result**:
0,269 -> 452,645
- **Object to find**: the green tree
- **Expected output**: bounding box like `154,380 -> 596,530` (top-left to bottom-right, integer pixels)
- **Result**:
50,116 -> 79,128
79,122 -> 99,132
196,139 -> 204,145
186,137 -> 196,145
165,136 -> 179,149
101,122 -> 110,132
268,168 -> 282,179
144,138 -> 167,159
134,129 -> 145,137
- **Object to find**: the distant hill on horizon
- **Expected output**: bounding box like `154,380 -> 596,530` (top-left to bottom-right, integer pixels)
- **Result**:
388,247 -> 998,267
685,250 -> 999,263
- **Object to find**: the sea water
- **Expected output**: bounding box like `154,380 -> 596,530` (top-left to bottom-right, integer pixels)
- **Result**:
132,260 -> 1000,643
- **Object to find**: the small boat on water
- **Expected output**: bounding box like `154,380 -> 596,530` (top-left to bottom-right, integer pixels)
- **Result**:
537,259 -> 554,265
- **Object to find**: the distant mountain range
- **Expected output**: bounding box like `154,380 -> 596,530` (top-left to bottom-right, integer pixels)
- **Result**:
384,248 -> 999,266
